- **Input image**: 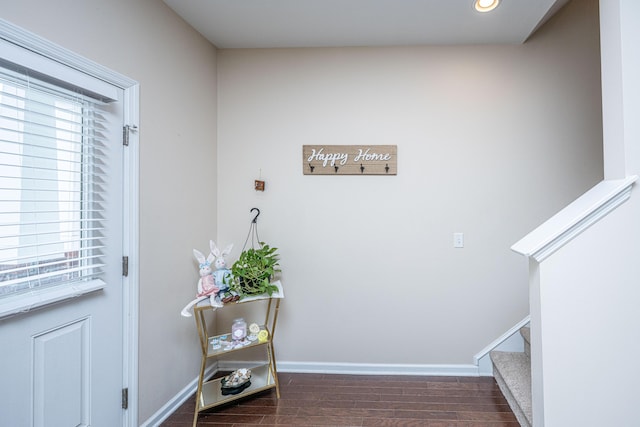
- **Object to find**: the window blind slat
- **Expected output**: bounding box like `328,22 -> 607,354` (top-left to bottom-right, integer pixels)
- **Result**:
0,135 -> 108,154
0,254 -> 104,276
0,187 -> 104,196
0,226 -> 104,241
0,230 -> 104,242
0,155 -> 92,170
0,209 -> 103,216
0,263 -> 105,288
0,165 -> 110,180
0,119 -> 104,142
0,105 -> 103,134
0,218 -> 103,228
0,127 -> 109,145
0,244 -> 105,265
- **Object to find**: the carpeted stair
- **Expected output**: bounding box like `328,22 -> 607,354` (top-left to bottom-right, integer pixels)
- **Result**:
490,326 -> 532,427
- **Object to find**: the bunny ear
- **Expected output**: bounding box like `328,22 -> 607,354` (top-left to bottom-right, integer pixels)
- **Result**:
210,240 -> 221,257
193,249 -> 206,264
207,252 -> 215,263
222,244 -> 233,257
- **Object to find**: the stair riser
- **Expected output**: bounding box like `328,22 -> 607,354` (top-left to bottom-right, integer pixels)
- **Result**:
490,350 -> 532,427
493,364 -> 532,427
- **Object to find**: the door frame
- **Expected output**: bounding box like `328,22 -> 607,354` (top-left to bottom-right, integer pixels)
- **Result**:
0,19 -> 140,427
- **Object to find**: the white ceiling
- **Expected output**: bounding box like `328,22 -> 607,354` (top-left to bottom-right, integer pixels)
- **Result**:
163,0 -> 571,49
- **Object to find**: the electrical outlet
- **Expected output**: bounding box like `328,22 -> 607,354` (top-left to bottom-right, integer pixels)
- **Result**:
453,232 -> 464,248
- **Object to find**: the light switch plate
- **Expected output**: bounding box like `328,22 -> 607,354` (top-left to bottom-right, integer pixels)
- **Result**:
453,232 -> 464,248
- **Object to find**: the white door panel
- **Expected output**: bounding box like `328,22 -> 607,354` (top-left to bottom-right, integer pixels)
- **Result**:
1,286 -> 123,426
32,317 -> 91,427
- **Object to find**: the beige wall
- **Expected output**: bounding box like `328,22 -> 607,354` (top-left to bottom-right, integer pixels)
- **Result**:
0,0 -> 218,423
216,0 -> 603,368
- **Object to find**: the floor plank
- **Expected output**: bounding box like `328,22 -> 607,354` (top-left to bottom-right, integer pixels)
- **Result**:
160,373 -> 517,427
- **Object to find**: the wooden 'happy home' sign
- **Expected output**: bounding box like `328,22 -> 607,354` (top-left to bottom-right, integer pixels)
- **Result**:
303,145 -> 397,175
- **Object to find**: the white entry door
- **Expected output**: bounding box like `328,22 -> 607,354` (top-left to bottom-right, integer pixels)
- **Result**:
0,33 -> 128,426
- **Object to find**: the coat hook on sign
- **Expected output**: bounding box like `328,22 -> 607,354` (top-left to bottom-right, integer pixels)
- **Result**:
360,164 -> 365,173
251,207 -> 261,224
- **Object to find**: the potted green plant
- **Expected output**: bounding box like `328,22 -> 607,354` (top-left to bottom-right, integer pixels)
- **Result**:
227,243 -> 280,297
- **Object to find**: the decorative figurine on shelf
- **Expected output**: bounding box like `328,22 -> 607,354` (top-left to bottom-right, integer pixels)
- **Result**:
210,240 -> 240,303
193,247 -> 223,308
220,368 -> 252,395
180,242 -> 235,317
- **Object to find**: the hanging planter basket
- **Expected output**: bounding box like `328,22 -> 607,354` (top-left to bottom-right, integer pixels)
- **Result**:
227,209 -> 281,297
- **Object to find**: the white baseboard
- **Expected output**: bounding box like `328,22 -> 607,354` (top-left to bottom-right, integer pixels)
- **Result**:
140,362 -> 218,427
220,360 -> 480,376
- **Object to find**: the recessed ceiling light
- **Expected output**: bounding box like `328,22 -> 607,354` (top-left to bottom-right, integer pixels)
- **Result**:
474,0 -> 500,13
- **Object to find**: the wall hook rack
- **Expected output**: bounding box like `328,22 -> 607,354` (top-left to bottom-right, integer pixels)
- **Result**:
303,145 -> 397,176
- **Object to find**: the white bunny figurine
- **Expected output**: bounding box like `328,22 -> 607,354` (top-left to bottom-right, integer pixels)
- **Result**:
194,248 -> 222,306
180,247 -> 223,317
210,240 -> 240,303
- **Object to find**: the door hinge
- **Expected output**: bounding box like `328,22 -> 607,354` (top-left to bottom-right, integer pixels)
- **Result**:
123,124 -> 137,146
122,387 -> 129,410
122,256 -> 129,277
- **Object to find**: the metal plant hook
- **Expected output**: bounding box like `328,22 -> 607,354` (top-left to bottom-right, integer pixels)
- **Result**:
243,208 -> 262,251
251,207 -> 261,224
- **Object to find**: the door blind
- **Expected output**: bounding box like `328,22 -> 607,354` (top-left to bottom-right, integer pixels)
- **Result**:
0,67 -> 109,297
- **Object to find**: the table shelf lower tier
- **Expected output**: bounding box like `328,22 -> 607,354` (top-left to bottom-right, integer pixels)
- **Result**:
198,364 -> 277,411
204,326 -> 270,358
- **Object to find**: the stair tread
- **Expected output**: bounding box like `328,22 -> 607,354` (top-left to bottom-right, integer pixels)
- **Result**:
491,351 -> 532,426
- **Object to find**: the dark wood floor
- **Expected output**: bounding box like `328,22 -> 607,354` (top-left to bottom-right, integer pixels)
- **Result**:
160,372 -> 518,427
